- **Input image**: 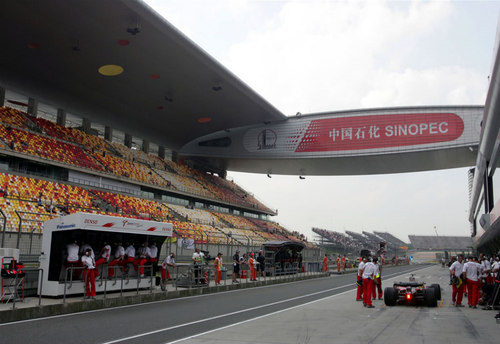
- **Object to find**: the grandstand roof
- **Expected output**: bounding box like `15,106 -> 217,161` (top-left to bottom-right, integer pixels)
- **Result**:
0,0 -> 285,150
408,235 -> 473,250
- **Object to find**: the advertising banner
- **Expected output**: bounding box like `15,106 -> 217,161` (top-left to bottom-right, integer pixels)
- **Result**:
295,113 -> 464,152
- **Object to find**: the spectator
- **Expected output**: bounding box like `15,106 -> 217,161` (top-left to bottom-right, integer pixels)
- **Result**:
257,250 -> 266,277
232,250 -> 240,284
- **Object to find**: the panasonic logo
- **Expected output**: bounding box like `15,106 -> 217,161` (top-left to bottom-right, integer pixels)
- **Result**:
57,224 -> 76,229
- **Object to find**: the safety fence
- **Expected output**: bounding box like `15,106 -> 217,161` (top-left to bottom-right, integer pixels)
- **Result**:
0,256 -> 413,310
0,257 -> 328,310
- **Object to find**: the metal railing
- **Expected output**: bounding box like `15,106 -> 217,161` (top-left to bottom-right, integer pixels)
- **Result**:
0,257 -> 335,311
62,263 -> 156,303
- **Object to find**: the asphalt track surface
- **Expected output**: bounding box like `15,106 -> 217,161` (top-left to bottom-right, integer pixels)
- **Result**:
0,264 -> 429,344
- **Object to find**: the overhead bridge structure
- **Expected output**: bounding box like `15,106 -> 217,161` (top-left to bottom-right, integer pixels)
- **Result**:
180,106 -> 483,175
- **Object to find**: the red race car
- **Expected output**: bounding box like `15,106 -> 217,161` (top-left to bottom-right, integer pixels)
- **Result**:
384,275 -> 441,307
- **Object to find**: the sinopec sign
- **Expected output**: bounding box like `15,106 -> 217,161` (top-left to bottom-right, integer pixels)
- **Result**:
295,113 -> 464,152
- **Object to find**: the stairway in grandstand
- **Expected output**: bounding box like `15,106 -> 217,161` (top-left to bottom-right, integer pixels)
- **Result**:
160,204 -> 186,222
212,213 -> 235,228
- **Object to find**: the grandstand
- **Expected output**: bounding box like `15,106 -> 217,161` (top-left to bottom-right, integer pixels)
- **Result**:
0,169 -> 308,247
374,231 -> 409,248
345,231 -> 377,250
0,106 -> 312,251
408,235 -> 473,250
0,107 -> 274,214
313,227 -> 410,255
362,231 -> 384,247
312,228 -> 362,251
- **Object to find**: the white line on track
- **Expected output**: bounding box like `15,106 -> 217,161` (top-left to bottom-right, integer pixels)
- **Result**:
0,272 -> 332,327
166,289 -> 355,344
165,264 -> 435,344
101,265 -> 433,344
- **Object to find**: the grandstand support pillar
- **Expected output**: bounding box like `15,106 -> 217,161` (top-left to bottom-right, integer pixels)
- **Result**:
158,145 -> 166,159
56,108 -> 66,127
104,126 -> 113,141
219,170 -> 227,179
0,87 -> 5,107
124,133 -> 132,148
142,139 -> 150,154
172,150 -> 178,163
27,97 -> 38,116
82,118 -> 91,133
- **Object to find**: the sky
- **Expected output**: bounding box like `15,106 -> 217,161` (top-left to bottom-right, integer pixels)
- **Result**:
145,0 -> 500,242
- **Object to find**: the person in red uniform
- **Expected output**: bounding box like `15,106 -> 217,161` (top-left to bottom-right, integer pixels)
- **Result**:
341,255 -> 346,271
362,258 -> 376,308
66,240 -> 80,279
161,252 -> 175,290
122,242 -> 135,274
356,257 -> 366,301
336,255 -> 341,273
134,242 -> 151,277
107,242 -> 125,278
463,256 -> 480,308
322,254 -> 328,272
94,242 -> 111,277
248,253 -> 257,281
81,248 -> 96,299
148,243 -> 158,265
449,254 -> 465,307
214,253 -> 223,284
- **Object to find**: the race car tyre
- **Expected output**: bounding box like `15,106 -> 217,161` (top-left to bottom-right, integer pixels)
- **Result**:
424,287 -> 437,307
430,284 -> 441,300
384,287 -> 398,306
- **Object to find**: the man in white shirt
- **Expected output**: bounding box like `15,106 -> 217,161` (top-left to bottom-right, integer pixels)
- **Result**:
480,254 -> 492,284
449,254 -> 465,306
123,243 -> 136,274
161,253 -> 175,289
134,242 -> 151,277
356,257 -> 366,301
80,242 -> 94,259
192,248 -> 205,285
149,243 -> 158,264
66,240 -> 79,264
95,242 -> 111,277
362,258 -> 376,308
148,243 -> 159,275
463,256 -> 480,308
492,256 -> 500,274
66,240 -> 80,278
107,242 -> 125,278
81,248 -> 96,299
